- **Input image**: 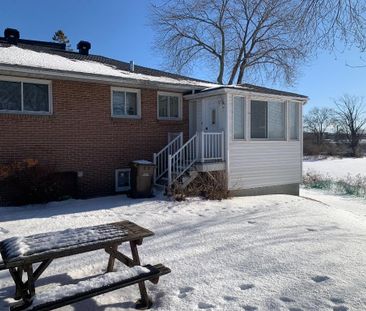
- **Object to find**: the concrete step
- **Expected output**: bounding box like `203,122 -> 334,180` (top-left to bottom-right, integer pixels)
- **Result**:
181,170 -> 199,189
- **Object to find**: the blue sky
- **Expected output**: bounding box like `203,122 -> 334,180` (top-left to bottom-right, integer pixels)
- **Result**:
1,0 -> 365,113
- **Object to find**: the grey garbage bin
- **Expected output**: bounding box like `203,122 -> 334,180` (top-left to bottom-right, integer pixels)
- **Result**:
129,160 -> 155,198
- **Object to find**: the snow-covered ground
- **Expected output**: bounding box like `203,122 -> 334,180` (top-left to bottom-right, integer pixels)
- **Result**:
1,191 -> 366,310
303,156 -> 366,179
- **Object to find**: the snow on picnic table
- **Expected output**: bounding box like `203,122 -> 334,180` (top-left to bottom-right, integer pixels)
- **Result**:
303,156 -> 366,179
1,192 -> 366,310
2,223 -> 128,261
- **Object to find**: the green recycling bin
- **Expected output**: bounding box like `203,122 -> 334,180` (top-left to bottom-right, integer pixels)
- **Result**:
129,160 -> 156,198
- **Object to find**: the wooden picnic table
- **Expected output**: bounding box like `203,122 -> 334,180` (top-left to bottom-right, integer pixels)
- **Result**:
0,220 -> 170,311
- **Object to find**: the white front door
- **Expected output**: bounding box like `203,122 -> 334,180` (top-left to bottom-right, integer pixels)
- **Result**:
203,99 -> 222,132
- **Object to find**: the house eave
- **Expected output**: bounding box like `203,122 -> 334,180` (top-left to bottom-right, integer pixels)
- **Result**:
184,86 -> 308,103
0,64 -> 211,92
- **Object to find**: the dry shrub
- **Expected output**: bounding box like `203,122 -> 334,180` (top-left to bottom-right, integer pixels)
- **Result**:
303,171 -> 366,198
171,171 -> 229,201
334,174 -> 366,196
0,159 -> 78,206
303,171 -> 332,190
0,159 -> 38,181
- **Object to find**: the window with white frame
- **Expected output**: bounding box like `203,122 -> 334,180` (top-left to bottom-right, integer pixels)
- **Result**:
111,87 -> 140,118
115,169 -> 131,192
289,101 -> 299,140
158,92 -> 182,119
251,100 -> 285,140
0,78 -> 51,113
233,96 -> 245,140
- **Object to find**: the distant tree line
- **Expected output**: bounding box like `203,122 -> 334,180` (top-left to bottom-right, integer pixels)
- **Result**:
304,95 -> 366,157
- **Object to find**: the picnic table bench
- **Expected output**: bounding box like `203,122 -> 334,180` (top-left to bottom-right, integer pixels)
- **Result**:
0,221 -> 170,310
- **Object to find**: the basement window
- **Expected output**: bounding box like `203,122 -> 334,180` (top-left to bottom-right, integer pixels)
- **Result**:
0,77 -> 51,114
115,169 -> 131,192
111,87 -> 141,118
157,92 -> 182,120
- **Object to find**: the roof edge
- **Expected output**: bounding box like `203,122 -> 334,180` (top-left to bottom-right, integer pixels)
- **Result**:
184,86 -> 308,101
0,64 -> 211,91
199,85 -> 307,99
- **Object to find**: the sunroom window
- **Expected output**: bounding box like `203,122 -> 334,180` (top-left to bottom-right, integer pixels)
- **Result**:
289,102 -> 299,140
158,93 -> 181,119
112,87 -> 140,118
0,79 -> 50,113
233,96 -> 245,139
251,100 -> 285,140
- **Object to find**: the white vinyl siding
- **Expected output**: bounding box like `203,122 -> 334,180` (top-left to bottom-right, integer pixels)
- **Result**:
228,141 -> 302,189
157,92 -> 182,120
0,77 -> 51,114
111,87 -> 141,118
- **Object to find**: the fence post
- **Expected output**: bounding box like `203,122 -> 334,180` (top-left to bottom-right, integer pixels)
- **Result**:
168,154 -> 172,187
195,134 -> 199,161
221,131 -> 225,161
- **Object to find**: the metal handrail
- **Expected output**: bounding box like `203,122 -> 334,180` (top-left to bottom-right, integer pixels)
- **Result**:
153,133 -> 183,182
168,134 -> 198,186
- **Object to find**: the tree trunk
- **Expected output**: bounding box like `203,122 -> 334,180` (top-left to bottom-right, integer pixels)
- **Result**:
236,59 -> 247,84
216,56 -> 224,84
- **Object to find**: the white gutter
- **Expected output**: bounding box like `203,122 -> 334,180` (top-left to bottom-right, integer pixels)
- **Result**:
184,87 -> 308,102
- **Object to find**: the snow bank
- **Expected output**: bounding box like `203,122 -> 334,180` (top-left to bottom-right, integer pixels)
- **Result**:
0,46 -> 215,88
303,157 -> 366,179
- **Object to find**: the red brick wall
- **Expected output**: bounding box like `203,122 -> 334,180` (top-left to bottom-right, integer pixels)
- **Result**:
0,79 -> 189,196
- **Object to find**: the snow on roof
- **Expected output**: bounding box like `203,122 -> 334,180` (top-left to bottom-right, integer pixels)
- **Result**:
0,45 -> 217,88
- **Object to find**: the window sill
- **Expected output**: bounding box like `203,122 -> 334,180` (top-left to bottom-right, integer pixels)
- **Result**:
250,138 -> 287,142
157,117 -> 182,121
0,110 -> 52,116
111,115 -> 141,120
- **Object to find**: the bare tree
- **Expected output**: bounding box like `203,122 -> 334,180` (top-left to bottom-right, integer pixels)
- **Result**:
151,0 -> 366,84
294,0 -> 366,51
334,95 -> 366,157
304,107 -> 334,145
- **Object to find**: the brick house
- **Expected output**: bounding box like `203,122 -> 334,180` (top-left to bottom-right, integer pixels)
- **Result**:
0,29 -> 308,200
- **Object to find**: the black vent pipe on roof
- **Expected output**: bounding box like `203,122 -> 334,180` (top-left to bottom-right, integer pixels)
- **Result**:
77,40 -> 91,55
4,28 -> 20,44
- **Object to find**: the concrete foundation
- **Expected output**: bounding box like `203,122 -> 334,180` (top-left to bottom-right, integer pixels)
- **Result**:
229,183 -> 300,197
